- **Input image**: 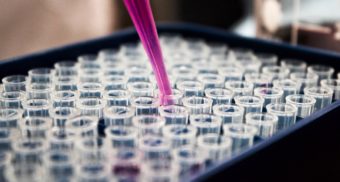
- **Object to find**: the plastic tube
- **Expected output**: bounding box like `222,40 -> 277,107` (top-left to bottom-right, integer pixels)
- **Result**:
177,81 -> 204,97
26,83 -> 53,100
75,162 -> 110,182
172,147 -> 205,179
197,134 -> 232,163
159,105 -> 188,125
244,73 -> 273,88
281,59 -> 307,73
127,82 -> 155,97
255,53 -> 278,67
234,95 -> 264,115
197,74 -> 224,89
262,66 -> 290,80
141,161 -> 179,182
212,104 -> 244,124
78,68 -> 101,83
0,129 -> 20,151
307,64 -> 334,83
51,91 -> 78,108
103,90 -> 131,107
162,124 -> 197,148
223,123 -> 257,154
105,126 -> 138,149
273,79 -> 300,100
254,87 -> 283,107
77,54 -> 100,69
245,112 -> 278,138
75,137 -> 107,163
138,136 -> 171,160
20,117 -> 52,139
77,98 -> 105,118
189,114 -> 222,135
286,94 -> 316,119
266,103 -> 297,131
22,99 -> 51,118
0,108 -> 22,129
0,91 -> 25,109
110,148 -> 142,181
225,81 -> 254,96
304,87 -> 333,111
28,68 -> 55,84
54,61 -> 78,77
47,128 -> 75,151
2,75 -> 27,92
320,79 -> 340,100
78,82 -> 104,98
49,107 -> 80,127
131,97 -> 159,115
205,88 -> 234,105
290,72 -> 319,93
132,115 -> 165,136
65,116 -> 98,138
182,97 -> 213,114
43,151 -> 75,181
157,89 -> 183,106
103,106 -> 135,126
53,76 -> 78,91
217,67 -> 244,82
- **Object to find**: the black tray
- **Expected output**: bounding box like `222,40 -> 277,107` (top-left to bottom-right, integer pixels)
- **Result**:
1,23 -> 340,181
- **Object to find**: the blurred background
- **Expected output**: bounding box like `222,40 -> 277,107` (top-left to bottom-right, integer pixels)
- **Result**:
1,0 -> 339,60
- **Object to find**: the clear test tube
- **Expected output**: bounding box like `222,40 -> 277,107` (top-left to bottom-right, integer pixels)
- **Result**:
225,81 -> 254,96
177,81 -> 204,97
12,138 -> 48,164
78,68 -> 102,83
196,134 -> 232,163
0,91 -> 25,109
78,82 -> 104,98
49,107 -> 80,127
290,72 -> 319,93
103,67 -> 125,77
103,90 -> 131,107
43,151 -> 75,181
0,108 -> 22,129
77,98 -> 105,118
254,87 -> 283,107
194,63 -> 218,75
182,97 -> 213,114
5,163 -> 45,182
234,95 -> 264,114
0,128 -> 20,151
197,74 -> 224,89
2,75 -> 27,92
233,51 -> 262,73
53,76 -> 78,91
75,137 -> 107,163
26,83 -> 53,100
212,104 -> 244,124
320,79 -> 340,100
0,152 -> 11,181
65,116 -> 98,138
172,147 -> 205,179
47,128 -> 75,151
98,48 -> 120,63
105,126 -> 138,148
189,114 -> 222,135
28,68 -> 55,84
281,59 -> 307,73
273,79 -> 301,100
54,61 -> 78,77
22,99 -> 51,118
157,89 -> 183,106
286,95 -> 316,119
304,87 -> 333,111
133,115 -> 165,136
51,91 -> 78,108
255,53 -> 278,67
245,112 -> 278,138
244,72 -> 273,88
127,82 -> 155,97
140,160 -> 179,182
307,64 -> 334,83
262,66 -> 290,80
205,88 -> 234,105
103,106 -> 135,126
20,117 -> 52,139
75,162 -> 110,182
208,42 -> 228,55
218,67 -> 244,82
172,66 -> 198,83
131,97 -> 159,115
110,148 -> 143,181
126,67 -> 151,83
223,123 -> 257,154
138,136 -> 171,160
77,54 -> 100,69
102,75 -> 128,90
266,103 -> 297,131
162,124 -> 197,148
159,105 -> 188,125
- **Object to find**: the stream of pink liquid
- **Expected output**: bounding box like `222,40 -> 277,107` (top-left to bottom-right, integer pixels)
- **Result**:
123,0 -> 172,105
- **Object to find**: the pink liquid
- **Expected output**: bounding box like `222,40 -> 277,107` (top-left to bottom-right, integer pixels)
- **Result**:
123,0 -> 172,105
